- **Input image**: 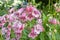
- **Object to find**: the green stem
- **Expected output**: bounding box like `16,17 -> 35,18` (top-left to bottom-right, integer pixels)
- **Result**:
31,0 -> 35,5
52,32 -> 56,40
49,0 -> 50,10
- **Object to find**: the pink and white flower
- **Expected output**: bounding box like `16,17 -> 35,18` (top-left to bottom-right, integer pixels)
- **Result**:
28,24 -> 44,39
27,13 -> 34,21
18,12 -> 27,22
6,14 -> 16,22
37,19 -> 42,25
26,5 -> 33,12
5,30 -> 11,40
34,24 -> 44,34
9,8 -> 15,13
32,7 -> 41,18
17,8 -> 25,14
0,16 -> 6,27
12,20 -> 25,40
1,27 -> 7,35
12,20 -> 25,33
28,28 -> 37,39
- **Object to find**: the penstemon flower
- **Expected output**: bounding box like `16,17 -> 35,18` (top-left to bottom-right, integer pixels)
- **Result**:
28,24 -> 44,39
5,29 -> 11,40
11,38 -> 16,40
17,8 -> 25,14
27,13 -> 34,21
34,24 -> 44,34
32,8 -> 41,18
36,19 -> 42,25
48,18 -> 60,25
0,16 -> 6,23
28,28 -> 37,39
12,20 -> 25,40
18,12 -> 27,22
1,27 -> 7,35
0,4 -> 44,40
6,14 -> 17,22
0,16 -> 6,27
9,8 -> 16,13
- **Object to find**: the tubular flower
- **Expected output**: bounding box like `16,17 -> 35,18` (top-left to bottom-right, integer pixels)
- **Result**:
0,16 -> 6,27
1,27 -> 7,35
49,18 -> 60,24
9,8 -> 16,13
36,19 -> 42,25
28,28 -> 37,39
32,8 -> 41,18
28,24 -> 44,39
18,12 -> 27,22
6,14 -> 16,22
12,20 -> 25,33
5,30 -> 11,40
12,20 -> 25,40
27,13 -> 34,21
17,8 -> 25,14
26,5 -> 33,12
0,4 -> 43,40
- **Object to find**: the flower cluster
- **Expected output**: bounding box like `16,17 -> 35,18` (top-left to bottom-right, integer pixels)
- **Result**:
0,5 -> 44,40
28,19 -> 44,39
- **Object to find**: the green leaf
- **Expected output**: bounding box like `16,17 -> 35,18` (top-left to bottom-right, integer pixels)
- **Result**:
4,22 -> 9,27
10,29 -> 16,38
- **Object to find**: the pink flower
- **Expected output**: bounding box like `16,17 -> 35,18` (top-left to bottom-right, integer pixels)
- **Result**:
17,8 -> 25,14
0,16 -> 6,23
16,5 -> 41,21
0,23 -> 5,27
32,7 -> 41,18
28,24 -> 44,39
34,24 -> 44,34
12,20 -> 25,33
37,19 -> 42,25
6,30 -> 11,37
0,16 -> 6,27
12,21 -> 25,40
49,18 -> 60,24
1,27 -> 7,35
15,33 -> 21,40
26,5 -> 33,12
26,5 -> 41,18
14,12 -> 20,17
9,8 -> 15,13
18,12 -> 27,22
11,38 -> 16,40
27,13 -> 34,21
5,30 -> 10,40
15,24 -> 24,33
7,14 -> 16,22
28,28 -> 37,39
